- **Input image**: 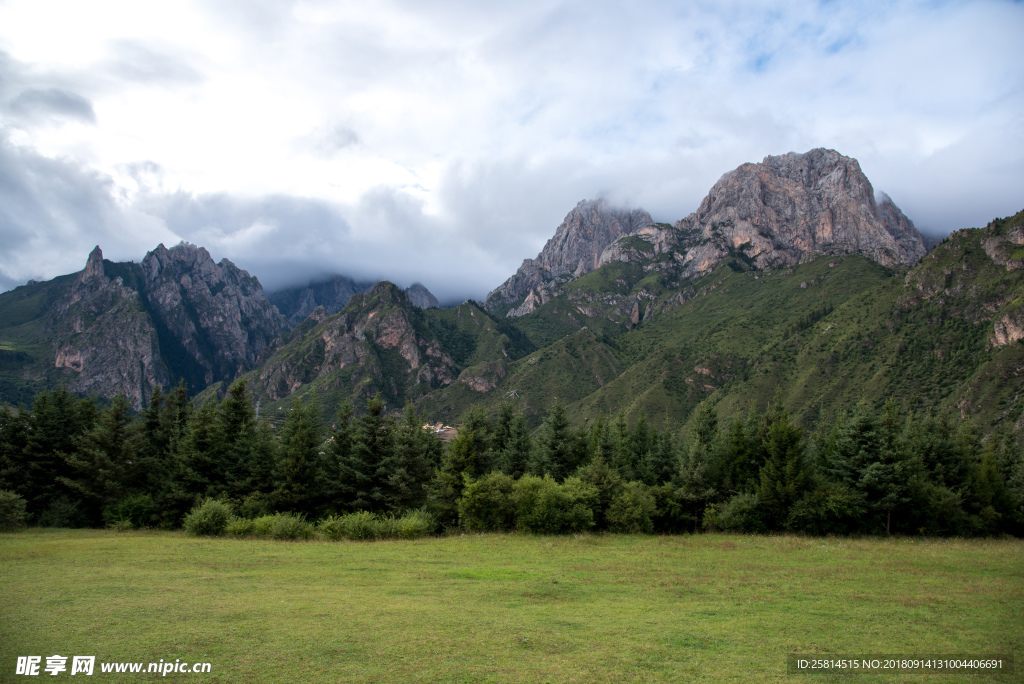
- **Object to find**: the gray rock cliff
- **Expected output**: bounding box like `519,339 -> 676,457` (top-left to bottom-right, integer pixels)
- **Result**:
485,199 -> 653,313
141,242 -> 290,386
660,148 -> 926,278
51,247 -> 169,408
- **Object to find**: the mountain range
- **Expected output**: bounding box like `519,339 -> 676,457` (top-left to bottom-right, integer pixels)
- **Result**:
2,148 -> 1022,439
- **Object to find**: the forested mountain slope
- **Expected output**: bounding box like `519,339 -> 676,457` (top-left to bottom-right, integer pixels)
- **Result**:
410,209 -> 1024,437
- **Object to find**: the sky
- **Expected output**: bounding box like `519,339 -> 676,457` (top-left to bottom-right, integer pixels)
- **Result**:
0,0 -> 1022,303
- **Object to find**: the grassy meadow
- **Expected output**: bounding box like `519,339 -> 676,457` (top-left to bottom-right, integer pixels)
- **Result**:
1,530 -> 1021,683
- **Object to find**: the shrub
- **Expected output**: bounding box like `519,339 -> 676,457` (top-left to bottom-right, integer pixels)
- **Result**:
338,511 -> 382,540
270,513 -> 314,541
391,509 -> 436,539
317,514 -> 346,541
606,481 -> 657,533
458,472 -> 517,531
514,475 -> 594,534
225,517 -> 256,538
237,493 -> 272,519
0,490 -> 28,531
786,483 -> 866,535
650,483 -> 692,533
250,515 -> 278,538
36,496 -> 86,528
103,494 -> 155,529
712,493 -> 766,533
182,498 -> 233,536
317,510 -> 436,541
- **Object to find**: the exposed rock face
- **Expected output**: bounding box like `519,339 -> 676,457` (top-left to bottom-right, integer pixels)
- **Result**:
406,282 -> 440,309
485,199 -> 653,312
982,226 -> 1024,271
50,247 -> 169,408
991,312 -> 1024,347
488,150 -> 923,323
457,359 -> 507,392
254,281 -> 457,402
269,274 -> 376,325
41,242 -> 289,408
141,242 -> 290,386
663,149 -> 926,279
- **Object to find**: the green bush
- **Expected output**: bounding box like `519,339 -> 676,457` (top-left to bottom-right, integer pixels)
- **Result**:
316,514 -> 347,541
182,498 -> 233,536
459,472 -> 517,531
391,509 -> 436,539
250,514 -> 278,538
36,496 -> 86,528
786,483 -> 866,535
225,517 -> 255,538
650,483 -> 692,533
514,475 -> 595,534
103,494 -> 156,529
606,481 -> 657,533
0,490 -> 28,531
225,513 -> 314,540
237,493 -> 272,519
317,510 -> 436,541
338,511 -> 382,540
270,513 -> 314,541
712,493 -> 766,533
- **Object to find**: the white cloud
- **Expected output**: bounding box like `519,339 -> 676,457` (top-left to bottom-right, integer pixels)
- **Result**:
0,0 -> 1021,298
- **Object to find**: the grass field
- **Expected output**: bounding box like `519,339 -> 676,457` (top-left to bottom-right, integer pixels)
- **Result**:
1,530 -> 1021,683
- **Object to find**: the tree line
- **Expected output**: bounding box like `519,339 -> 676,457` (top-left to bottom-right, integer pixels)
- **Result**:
1,382 -> 1021,536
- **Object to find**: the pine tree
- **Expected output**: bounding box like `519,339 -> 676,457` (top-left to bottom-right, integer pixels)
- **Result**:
461,406 -> 495,472
756,401 -> 808,530
625,409 -> 653,478
638,429 -> 677,486
499,413 -> 532,478
383,403 -> 440,512
172,400 -> 225,503
427,427 -> 483,527
860,399 -> 914,534
22,387 -> 97,524
337,394 -> 393,512
611,409 -> 631,479
826,401 -> 916,534
574,455 -> 624,529
491,402 -> 515,455
274,396 -> 324,515
529,401 -> 575,480
676,403 -> 720,531
218,380 -> 258,498
0,404 -> 29,496
59,394 -> 141,525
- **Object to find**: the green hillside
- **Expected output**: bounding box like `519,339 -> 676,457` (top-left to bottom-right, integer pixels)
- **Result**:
411,210 -> 1024,437
4,209 -> 1022,443
0,275 -> 77,405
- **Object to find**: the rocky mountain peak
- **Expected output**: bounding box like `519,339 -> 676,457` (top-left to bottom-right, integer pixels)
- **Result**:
253,279 -> 457,403
83,245 -> 105,280
669,148 -> 927,277
406,282 -> 440,309
140,241 -> 288,386
485,198 -> 654,312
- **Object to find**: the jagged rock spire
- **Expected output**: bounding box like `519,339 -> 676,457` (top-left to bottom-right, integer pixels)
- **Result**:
83,246 -> 104,279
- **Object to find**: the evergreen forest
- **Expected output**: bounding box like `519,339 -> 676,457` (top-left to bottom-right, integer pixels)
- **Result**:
2,380 -> 1021,538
